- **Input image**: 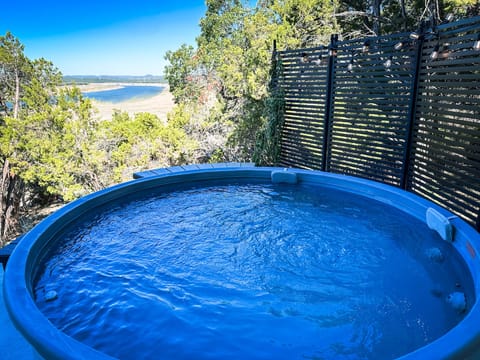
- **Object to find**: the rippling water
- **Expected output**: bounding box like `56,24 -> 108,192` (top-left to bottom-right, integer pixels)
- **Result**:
34,182 -> 470,359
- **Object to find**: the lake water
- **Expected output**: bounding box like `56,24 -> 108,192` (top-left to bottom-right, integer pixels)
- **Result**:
82,85 -> 164,103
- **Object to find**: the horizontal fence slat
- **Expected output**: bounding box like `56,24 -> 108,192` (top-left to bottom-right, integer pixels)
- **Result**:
277,17 -> 480,230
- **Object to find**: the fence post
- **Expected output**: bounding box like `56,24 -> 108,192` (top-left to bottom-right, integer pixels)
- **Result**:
401,23 -> 425,190
270,39 -> 277,88
321,34 -> 338,172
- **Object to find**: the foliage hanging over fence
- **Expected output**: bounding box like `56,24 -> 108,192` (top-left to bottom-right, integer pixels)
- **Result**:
270,16 -> 480,230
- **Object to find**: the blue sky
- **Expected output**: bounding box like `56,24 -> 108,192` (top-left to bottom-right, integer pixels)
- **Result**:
0,1 -> 207,75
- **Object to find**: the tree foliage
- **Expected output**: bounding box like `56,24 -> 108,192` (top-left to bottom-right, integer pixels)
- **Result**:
97,111 -> 196,182
0,32 -> 74,240
165,0 -> 340,162
336,0 -> 479,37
0,32 -> 198,244
0,32 -> 29,119
1,86 -> 101,202
164,0 -> 479,168
1,1 -> 478,243
252,57 -> 285,166
164,44 -> 200,103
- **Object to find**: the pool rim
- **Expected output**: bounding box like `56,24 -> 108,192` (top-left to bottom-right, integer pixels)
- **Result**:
3,167 -> 480,360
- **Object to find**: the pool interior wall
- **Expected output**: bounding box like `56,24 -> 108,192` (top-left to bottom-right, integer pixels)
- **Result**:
0,265 -> 41,360
3,166 -> 480,360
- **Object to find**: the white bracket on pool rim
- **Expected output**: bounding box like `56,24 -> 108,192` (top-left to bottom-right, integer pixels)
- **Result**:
271,169 -> 298,184
426,207 -> 454,242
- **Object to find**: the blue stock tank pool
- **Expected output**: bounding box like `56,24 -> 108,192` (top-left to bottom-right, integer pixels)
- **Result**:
4,167 -> 480,360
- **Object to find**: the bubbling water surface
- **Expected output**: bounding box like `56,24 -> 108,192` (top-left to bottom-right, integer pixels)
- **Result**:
34,182 -> 470,359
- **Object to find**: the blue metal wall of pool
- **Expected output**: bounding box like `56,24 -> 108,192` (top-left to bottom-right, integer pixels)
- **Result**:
3,167 -> 480,359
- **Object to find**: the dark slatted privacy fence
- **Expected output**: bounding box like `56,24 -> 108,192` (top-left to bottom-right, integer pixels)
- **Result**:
274,16 -> 480,230
328,33 -> 417,186
408,18 -> 480,228
278,46 -> 330,169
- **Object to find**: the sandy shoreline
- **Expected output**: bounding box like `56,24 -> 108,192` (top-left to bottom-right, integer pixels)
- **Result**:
72,83 -> 175,121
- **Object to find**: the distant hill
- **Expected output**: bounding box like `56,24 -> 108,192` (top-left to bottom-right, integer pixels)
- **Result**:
63,75 -> 166,84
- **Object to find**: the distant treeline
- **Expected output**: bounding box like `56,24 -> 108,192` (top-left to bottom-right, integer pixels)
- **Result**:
63,75 -> 166,84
